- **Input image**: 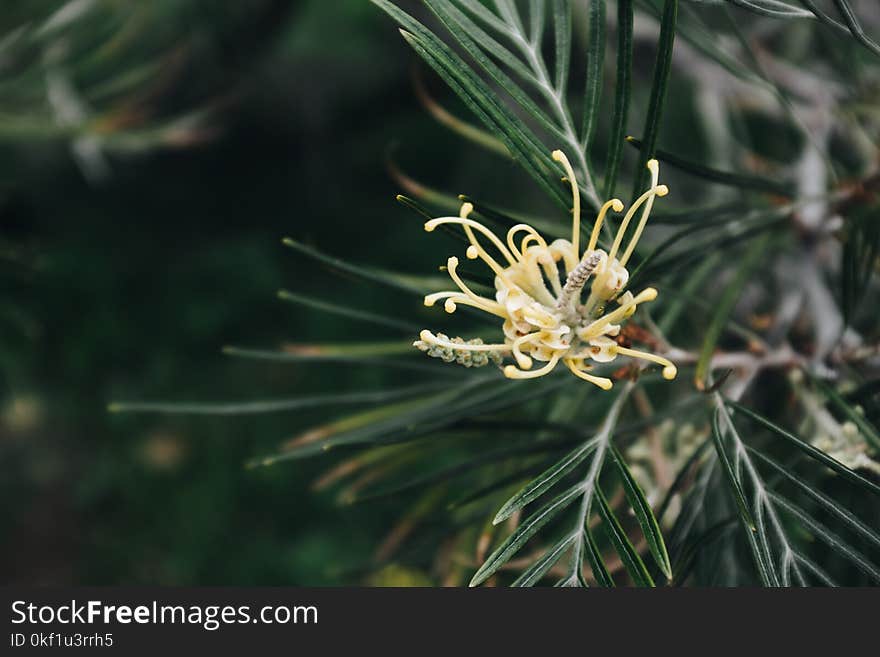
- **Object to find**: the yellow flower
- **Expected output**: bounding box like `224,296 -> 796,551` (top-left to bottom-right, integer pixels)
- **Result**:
414,150 -> 677,390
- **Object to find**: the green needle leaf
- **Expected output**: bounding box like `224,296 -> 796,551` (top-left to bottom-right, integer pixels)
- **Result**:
604,0 -> 632,199
470,482 -> 584,587
712,403 -> 779,587
726,401 -> 880,497
511,533 -> 577,587
632,0 -> 677,197
625,136 -> 794,197
583,526 -> 615,587
552,0 -> 572,94
610,445 -> 673,580
582,0 -> 605,157
595,485 -> 655,587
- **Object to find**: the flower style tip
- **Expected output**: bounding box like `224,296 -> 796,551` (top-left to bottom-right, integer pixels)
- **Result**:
414,150 -> 676,388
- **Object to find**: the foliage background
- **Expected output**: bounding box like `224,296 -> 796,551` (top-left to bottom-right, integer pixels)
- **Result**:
1,0 -> 878,586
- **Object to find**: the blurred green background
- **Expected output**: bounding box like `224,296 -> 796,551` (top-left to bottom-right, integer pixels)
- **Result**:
0,0 -> 455,586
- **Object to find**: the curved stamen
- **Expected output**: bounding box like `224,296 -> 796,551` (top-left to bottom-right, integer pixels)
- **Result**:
511,332 -> 539,370
504,353 -> 561,379
580,287 -> 657,340
446,256 -> 505,311
620,159 -> 667,266
564,358 -> 613,390
613,345 -> 677,380
587,198 -> 624,254
607,190 -> 659,265
552,150 -> 581,256
443,296 -> 506,316
423,292 -> 507,317
520,233 -> 546,254
506,224 -> 548,261
425,204 -> 516,268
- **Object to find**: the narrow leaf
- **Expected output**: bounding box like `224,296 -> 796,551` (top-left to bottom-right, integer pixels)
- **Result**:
221,345 -> 455,376
582,0 -> 606,155
277,289 -> 419,332
552,0 -> 571,94
512,533 -> 577,587
748,447 -> 880,553
583,526 -> 615,586
595,486 -> 655,586
398,29 -> 568,208
632,0 -> 678,197
625,136 -> 793,196
470,482 -> 584,586
610,445 -> 673,579
494,383 -> 632,524
712,404 -> 779,586
727,401 -> 880,497
728,0 -> 815,18
812,375 -> 880,450
793,551 -> 838,586
830,0 -> 880,57
493,436 -> 600,525
108,383 -> 445,416
282,237 -> 427,296
768,491 -> 880,582
372,0 -> 570,206
412,69 -> 509,156
604,0 -> 632,199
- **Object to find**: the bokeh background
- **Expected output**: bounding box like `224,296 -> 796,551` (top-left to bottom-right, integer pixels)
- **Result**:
0,0 -> 443,586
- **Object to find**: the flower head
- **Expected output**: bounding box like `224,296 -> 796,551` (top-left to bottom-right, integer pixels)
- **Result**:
415,151 -> 677,389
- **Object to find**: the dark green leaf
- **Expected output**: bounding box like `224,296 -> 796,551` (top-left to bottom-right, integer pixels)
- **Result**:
727,401 -> 880,497
604,0 -> 632,199
552,0 -> 571,94
511,533 -> 577,587
610,445 -> 672,579
371,1 -> 570,206
747,447 -> 880,553
397,28 -> 568,208
493,436 -> 600,524
728,0 -> 815,19
632,0 -> 677,198
277,289 -> 419,332
595,486 -> 655,586
625,136 -> 794,196
711,403 -> 779,586
830,0 -> 880,57
470,481 -> 584,586
582,0 -> 605,156
812,376 -> 880,450
494,383 -> 633,524
583,525 -> 615,586
282,237 -> 428,296
221,345 -> 456,376
768,491 -> 880,583
108,382 -> 446,416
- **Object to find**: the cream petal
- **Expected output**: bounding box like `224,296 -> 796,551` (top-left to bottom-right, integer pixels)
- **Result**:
587,335 -> 618,363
